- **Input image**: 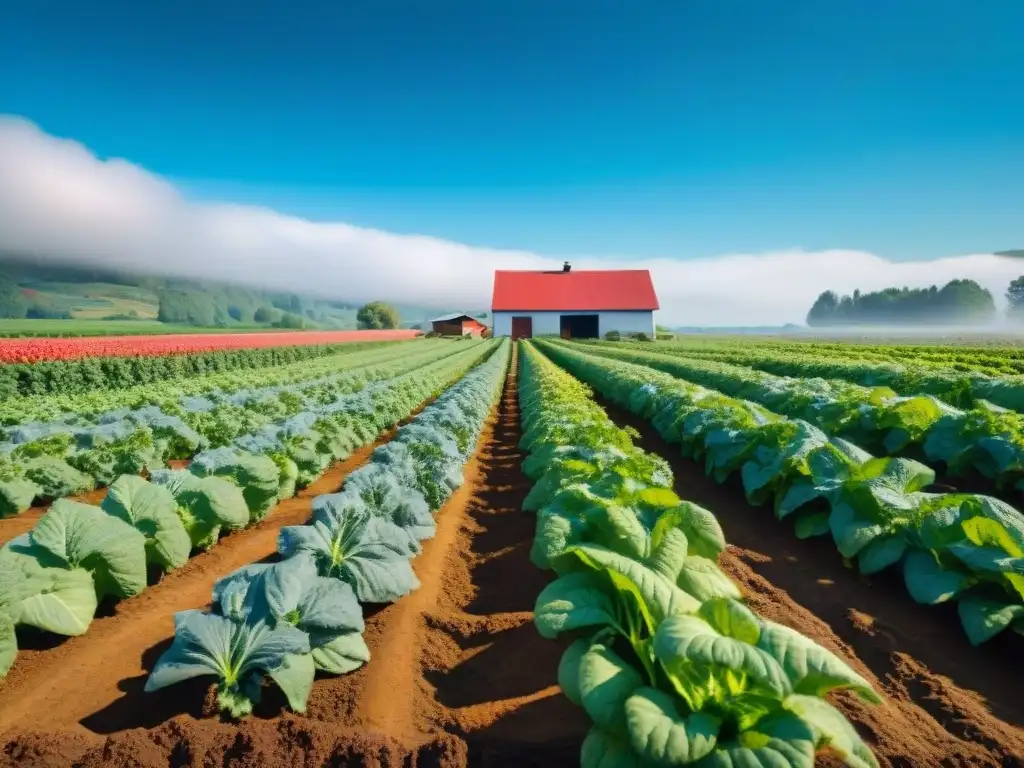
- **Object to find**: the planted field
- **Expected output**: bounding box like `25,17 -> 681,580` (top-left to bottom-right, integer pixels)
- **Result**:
0,336 -> 1022,768
0,329 -> 420,363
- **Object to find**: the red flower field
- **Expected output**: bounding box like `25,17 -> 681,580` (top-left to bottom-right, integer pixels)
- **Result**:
0,329 -> 421,363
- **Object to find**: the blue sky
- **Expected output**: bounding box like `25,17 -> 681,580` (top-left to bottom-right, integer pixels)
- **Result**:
2,0 -> 1023,262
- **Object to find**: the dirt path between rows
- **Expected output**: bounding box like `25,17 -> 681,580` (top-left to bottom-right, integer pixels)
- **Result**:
0,410 -> 429,745
280,343 -> 588,763
599,397 -> 1024,768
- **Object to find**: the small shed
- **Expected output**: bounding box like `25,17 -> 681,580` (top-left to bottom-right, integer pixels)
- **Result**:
430,313 -> 487,336
490,263 -> 658,340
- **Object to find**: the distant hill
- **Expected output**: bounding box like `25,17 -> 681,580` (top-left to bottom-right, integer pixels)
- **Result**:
995,250 -> 1024,258
0,254 -> 478,331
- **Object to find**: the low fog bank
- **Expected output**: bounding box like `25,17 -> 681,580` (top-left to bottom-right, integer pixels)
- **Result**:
676,324 -> 1024,344
2,115 -> 1024,326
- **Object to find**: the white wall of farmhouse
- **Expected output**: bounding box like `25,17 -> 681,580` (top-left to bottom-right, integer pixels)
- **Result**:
491,310 -> 654,338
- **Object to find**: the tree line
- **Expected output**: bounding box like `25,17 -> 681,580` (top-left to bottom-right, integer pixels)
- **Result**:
805,278 -> 1021,326
0,257 -> 402,330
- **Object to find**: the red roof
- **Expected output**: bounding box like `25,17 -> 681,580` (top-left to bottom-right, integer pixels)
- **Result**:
491,269 -> 659,312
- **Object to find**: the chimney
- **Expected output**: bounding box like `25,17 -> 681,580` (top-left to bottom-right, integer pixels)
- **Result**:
563,261 -> 571,273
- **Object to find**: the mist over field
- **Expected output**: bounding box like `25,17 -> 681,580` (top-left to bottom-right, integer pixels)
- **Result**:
2,115 -> 1023,327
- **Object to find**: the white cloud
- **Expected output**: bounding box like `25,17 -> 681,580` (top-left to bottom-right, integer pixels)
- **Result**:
1,114 -> 1021,326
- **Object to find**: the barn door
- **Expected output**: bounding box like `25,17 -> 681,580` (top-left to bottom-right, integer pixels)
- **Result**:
511,316 -> 533,340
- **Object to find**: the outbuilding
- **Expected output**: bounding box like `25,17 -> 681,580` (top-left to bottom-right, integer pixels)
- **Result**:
490,263 -> 658,340
429,313 -> 487,336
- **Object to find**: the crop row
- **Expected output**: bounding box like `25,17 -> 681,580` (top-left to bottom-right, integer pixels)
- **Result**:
0,340 -> 502,680
575,341 -> 1024,502
0,329 -> 420,364
603,340 -> 1024,412
0,336 -> 409,400
142,340 -> 512,716
0,341 -> 482,517
662,338 -> 1024,376
518,341 -> 880,768
540,341 -> 1024,646
0,338 -> 449,425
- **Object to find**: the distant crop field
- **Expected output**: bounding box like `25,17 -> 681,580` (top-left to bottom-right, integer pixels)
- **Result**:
0,319 -> 276,337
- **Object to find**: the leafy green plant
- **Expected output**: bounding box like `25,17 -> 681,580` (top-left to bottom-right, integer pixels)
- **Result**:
518,342 -> 881,766
539,340 -> 1024,645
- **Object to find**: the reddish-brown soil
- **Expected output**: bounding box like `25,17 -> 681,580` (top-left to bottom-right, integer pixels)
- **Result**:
2,348 -> 1022,767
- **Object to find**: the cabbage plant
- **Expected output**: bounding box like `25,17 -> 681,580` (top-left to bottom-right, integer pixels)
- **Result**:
150,469 -> 249,550
101,475 -> 192,571
7,498 -> 147,600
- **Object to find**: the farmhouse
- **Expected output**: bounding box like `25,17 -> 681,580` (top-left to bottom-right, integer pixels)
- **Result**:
429,312 -> 487,336
490,263 -> 658,340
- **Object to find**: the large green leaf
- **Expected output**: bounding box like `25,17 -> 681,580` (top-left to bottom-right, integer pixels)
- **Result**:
554,545 -> 701,623
691,713 -> 816,768
558,638 -> 591,706
857,535 -> 907,575
755,621 -> 879,703
311,631 -> 370,674
654,616 -> 791,705
624,687 -> 720,765
957,596 -> 1024,646
534,571 -> 619,639
676,556 -> 741,603
664,503 -> 727,560
22,499 -> 146,600
0,546 -> 97,638
578,643 -> 644,735
102,475 -> 191,571
266,652 -> 315,714
698,599 -> 761,645
580,727 -> 642,768
828,503 -> 885,559
784,694 -> 879,768
902,550 -> 970,605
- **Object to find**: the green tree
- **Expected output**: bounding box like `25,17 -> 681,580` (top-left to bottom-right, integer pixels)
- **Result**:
357,301 -> 401,330
157,289 -> 216,326
937,279 -> 996,323
806,291 -> 839,326
0,273 -> 27,319
253,306 -> 280,324
274,312 -> 306,329
1007,276 -> 1024,320
805,281 -> 996,326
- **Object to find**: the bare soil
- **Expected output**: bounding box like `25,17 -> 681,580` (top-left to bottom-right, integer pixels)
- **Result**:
2,349 -> 1022,767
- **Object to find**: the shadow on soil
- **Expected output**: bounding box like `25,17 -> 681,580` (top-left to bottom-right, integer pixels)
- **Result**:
79,637 -> 209,734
